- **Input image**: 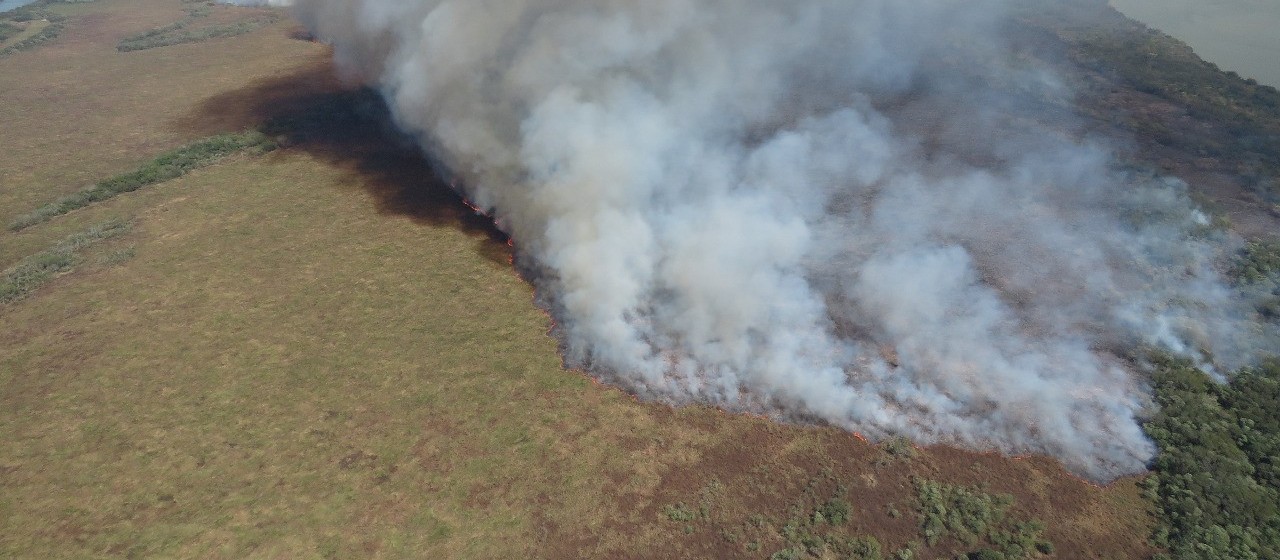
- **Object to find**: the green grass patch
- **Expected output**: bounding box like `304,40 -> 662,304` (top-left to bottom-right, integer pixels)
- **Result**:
9,131 -> 275,231
117,12 -> 282,52
1,218 -> 131,304
660,473 -> 897,559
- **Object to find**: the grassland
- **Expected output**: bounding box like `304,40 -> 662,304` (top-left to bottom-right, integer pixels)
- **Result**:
0,21 -> 20,42
9,130 -> 275,231
116,1 -> 281,52
0,0 -> 1165,558
1012,1 -> 1280,238
1,218 -> 132,303
0,1 -> 68,57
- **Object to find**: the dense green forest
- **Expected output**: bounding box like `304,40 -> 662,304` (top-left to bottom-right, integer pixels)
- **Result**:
1144,353 -> 1280,559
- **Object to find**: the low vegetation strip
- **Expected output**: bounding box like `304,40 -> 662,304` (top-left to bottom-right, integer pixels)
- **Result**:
9,131 -> 276,231
0,20 -> 62,56
654,469 -> 1054,560
0,0 -> 70,58
116,13 -> 282,52
0,219 -> 131,304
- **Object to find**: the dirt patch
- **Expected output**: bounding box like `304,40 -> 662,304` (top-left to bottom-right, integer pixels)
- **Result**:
535,411 -> 1156,559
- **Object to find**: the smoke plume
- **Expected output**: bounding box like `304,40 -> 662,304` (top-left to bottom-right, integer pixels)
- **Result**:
280,0 -> 1271,480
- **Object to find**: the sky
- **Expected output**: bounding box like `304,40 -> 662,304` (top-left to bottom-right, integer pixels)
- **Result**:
0,0 -> 40,14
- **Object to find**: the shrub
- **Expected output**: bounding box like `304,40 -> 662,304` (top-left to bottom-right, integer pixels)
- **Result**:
1066,23 -> 1280,199
882,436 -> 918,460
662,502 -> 695,523
819,497 -> 851,525
769,548 -> 801,560
830,535 -> 883,560
912,479 -> 1053,559
916,480 -> 1012,547
1233,240 -> 1280,285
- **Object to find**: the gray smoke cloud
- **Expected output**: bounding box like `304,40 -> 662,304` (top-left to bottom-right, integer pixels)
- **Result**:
283,0 -> 1271,480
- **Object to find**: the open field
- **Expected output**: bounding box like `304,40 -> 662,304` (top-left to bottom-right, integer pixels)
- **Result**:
0,1 -> 1169,558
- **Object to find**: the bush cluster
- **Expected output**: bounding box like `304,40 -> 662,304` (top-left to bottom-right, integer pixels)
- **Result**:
914,480 -> 1050,559
1233,240 -> 1280,284
1144,355 -> 1280,559
9,131 -> 275,231
662,503 -> 696,523
1226,239 -> 1280,321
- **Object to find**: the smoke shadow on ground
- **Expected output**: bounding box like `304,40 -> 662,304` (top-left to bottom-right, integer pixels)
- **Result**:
181,63 -> 512,266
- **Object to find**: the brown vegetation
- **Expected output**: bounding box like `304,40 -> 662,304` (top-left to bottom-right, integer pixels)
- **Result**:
0,0 -> 1205,558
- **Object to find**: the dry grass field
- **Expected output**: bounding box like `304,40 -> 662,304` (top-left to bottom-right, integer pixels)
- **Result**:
0,1 -> 1159,558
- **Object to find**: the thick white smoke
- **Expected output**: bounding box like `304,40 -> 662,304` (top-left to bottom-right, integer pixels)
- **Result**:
285,0 -> 1270,480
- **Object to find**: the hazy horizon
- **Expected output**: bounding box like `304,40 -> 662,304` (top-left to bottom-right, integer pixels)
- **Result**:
0,0 -> 39,13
